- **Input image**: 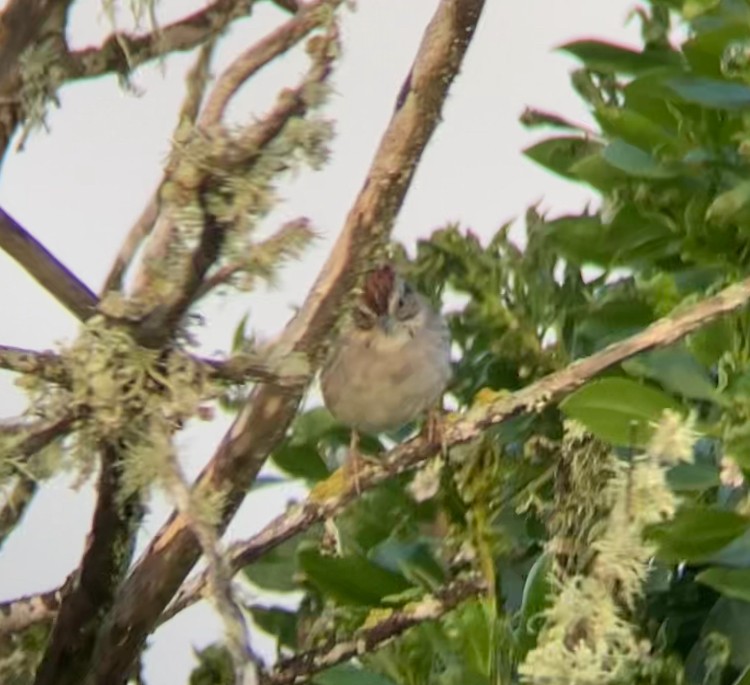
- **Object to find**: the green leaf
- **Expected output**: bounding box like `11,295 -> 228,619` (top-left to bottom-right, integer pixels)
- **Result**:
725,423 -> 750,470
568,151 -> 630,190
594,106 -> 678,153
272,408 -> 360,482
621,346 -> 718,401
542,216 -> 612,266
248,605 -> 298,649
298,547 -> 413,606
369,539 -> 446,588
559,40 -> 681,74
560,377 -> 683,446
242,535 -> 301,593
313,664 -> 398,685
602,139 -> 680,178
666,462 -> 721,491
647,507 -> 750,563
667,76 -> 750,109
698,568 -> 750,602
706,181 -> 750,225
523,137 -> 602,179
515,551 -> 553,657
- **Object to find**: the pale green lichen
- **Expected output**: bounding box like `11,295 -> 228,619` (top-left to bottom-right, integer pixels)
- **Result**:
520,412 -> 698,685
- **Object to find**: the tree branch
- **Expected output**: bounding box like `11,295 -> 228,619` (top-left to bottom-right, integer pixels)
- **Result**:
84,3 -> 486,683
0,476 -> 37,549
0,0 -> 70,90
64,0 -> 255,82
0,208 -> 98,321
100,2 -> 328,295
0,344 -> 69,384
32,444 -> 142,685
269,575 -> 488,684
0,578 -> 72,637
1,411 -> 80,464
162,275 -> 750,622
199,0 -> 332,128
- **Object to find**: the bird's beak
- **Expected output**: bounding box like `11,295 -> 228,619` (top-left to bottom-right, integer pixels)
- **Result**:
378,315 -> 393,335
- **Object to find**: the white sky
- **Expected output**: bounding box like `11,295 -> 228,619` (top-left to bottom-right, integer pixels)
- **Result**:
0,1 -> 640,683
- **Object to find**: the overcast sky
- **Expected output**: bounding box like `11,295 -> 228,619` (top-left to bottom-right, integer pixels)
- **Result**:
0,1 -> 640,682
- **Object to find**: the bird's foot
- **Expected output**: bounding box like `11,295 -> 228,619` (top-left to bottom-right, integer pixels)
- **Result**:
423,408 -> 448,457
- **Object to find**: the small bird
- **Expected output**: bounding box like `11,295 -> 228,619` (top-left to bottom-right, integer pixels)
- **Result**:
321,264 -> 452,484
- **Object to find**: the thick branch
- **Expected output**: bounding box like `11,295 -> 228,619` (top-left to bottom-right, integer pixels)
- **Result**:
0,0 -> 69,89
85,3 -> 485,683
163,275 -> 750,622
0,208 -> 98,321
33,445 -> 142,685
270,575 -> 487,685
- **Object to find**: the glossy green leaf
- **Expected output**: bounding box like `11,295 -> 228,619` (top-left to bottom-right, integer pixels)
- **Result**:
515,551 -> 553,656
242,535 -> 301,593
602,139 -> 680,178
369,539 -> 446,588
725,423 -> 750,470
698,568 -> 750,602
706,181 -> 750,225
594,106 -> 677,152
298,547 -> 412,606
622,346 -> 718,401
559,40 -> 680,74
668,76 -> 750,108
560,377 -> 683,446
248,605 -> 298,649
542,216 -> 611,266
666,462 -> 721,491
523,137 -> 602,179
647,507 -> 750,563
313,664 -> 398,685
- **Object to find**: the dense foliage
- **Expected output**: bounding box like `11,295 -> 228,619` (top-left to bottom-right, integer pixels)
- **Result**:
200,2 -> 750,684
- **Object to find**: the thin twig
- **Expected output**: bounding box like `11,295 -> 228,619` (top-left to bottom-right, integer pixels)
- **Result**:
269,575 -> 487,685
100,43 -> 216,295
160,449 -> 260,685
84,3 -> 485,683
161,275 -> 750,622
0,476 -> 37,549
64,0 -> 256,82
0,575 -> 74,636
0,208 -> 98,321
199,0 -> 334,128
0,344 -> 68,384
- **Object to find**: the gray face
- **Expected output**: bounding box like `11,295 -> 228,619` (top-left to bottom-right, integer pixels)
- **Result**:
388,279 -> 420,322
354,272 -> 422,332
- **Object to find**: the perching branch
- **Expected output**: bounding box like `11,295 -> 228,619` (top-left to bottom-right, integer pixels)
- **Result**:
269,575 -> 488,685
84,3 -> 486,683
0,208 -> 98,321
162,275 -> 750,622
